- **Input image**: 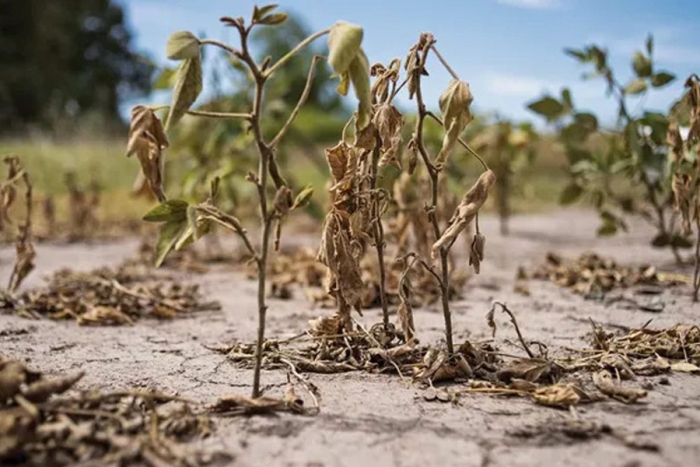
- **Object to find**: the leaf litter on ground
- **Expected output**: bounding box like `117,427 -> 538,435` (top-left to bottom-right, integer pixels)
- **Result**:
0,261 -> 220,324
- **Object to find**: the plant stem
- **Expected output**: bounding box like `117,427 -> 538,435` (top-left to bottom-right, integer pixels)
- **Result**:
270,56 -> 323,147
369,133 -> 390,329
264,28 -> 331,77
241,28 -> 272,399
694,227 -> 700,302
411,40 -> 454,355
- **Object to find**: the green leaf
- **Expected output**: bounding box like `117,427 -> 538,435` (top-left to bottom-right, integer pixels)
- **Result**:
651,71 -> 675,88
671,235 -> 693,249
527,96 -> 565,121
327,21 -> 363,76
589,46 -> 607,71
257,13 -> 288,25
559,183 -> 583,205
166,31 -> 200,60
154,219 -> 188,267
253,4 -> 278,21
166,55 -> 203,130
625,78 -> 647,95
561,88 -> 574,112
154,67 -> 177,90
651,233 -> 669,247
143,200 -> 189,222
632,51 -> 652,78
292,185 -> 314,210
564,48 -> 588,61
646,34 -> 653,56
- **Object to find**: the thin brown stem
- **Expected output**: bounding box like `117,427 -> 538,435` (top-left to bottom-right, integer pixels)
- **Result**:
694,227 -> 700,302
430,45 -> 460,81
270,56 -> 323,148
264,28 -> 331,77
369,133 -> 390,329
411,39 -> 454,354
490,302 -> 535,359
196,204 -> 258,261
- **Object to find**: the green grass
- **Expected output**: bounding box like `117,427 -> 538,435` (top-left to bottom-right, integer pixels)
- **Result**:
0,134 -> 573,235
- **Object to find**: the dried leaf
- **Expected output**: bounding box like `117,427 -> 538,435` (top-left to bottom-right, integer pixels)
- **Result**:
533,383 -> 582,408
126,106 -> 169,201
432,170 -> 495,256
592,370 -> 647,403
670,361 -> 700,373
373,104 -> 403,169
77,306 -> 135,326
22,372 -> 84,403
497,359 -> 553,384
469,233 -> 485,274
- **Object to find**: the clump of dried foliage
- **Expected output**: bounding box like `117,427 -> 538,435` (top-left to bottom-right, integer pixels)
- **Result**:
0,357 -> 230,466
1,262 -> 220,324
669,74 -> 700,300
524,251 -> 687,298
311,31 -> 494,359
212,304 -> 699,410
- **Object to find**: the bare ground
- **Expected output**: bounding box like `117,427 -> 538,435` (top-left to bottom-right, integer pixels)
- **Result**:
1,208 -> 700,467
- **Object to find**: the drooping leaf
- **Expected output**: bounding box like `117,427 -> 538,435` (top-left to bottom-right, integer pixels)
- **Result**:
561,88 -> 574,112
154,219 -> 189,267
645,34 -> 653,56
143,199 -> 189,222
436,79 -> 474,164
166,31 -> 200,60
348,50 -> 372,130
327,21 -> 363,76
166,56 -> 203,130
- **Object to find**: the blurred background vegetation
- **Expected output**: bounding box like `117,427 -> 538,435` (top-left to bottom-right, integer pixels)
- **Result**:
4,0 -> 686,247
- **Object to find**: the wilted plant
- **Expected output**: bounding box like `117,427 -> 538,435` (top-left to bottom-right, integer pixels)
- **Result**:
127,5 -> 368,398
669,75 -> 700,300
527,35 -> 687,260
470,119 -> 538,235
0,155 -> 35,293
314,33 -> 494,355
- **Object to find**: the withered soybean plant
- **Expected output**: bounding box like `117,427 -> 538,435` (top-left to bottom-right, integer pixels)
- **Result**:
126,6 -> 369,398
315,33 -> 494,355
669,75 -> 700,301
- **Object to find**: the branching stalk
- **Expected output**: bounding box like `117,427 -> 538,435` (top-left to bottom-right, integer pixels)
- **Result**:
264,28 -> 331,77
369,133 -> 390,329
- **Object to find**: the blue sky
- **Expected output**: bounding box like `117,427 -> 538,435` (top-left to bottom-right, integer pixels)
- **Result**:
121,0 -> 700,126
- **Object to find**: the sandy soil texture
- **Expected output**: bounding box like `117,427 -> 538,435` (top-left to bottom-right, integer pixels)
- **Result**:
1,209 -> 699,467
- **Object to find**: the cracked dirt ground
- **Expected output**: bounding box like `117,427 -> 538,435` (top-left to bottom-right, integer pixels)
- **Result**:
1,209 -> 700,467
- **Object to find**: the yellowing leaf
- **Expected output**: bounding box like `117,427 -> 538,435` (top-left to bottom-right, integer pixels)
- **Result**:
349,49 -> 372,130
327,21 -> 363,76
166,31 -> 200,60
436,79 -> 473,164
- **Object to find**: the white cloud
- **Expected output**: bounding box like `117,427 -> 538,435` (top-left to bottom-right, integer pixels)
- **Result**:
486,74 -> 552,97
495,0 -> 561,10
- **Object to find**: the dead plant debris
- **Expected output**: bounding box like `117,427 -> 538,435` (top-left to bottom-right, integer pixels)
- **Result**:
525,252 -> 688,298
0,357 -> 225,467
1,262 -> 220,324
209,311 -> 699,411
